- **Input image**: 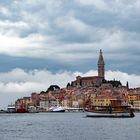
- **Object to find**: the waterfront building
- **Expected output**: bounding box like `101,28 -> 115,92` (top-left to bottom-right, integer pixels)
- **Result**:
31,92 -> 40,107
127,94 -> 138,102
93,95 -> 116,106
15,97 -> 33,109
62,98 -> 69,108
39,100 -> 49,111
133,100 -> 140,110
39,99 -> 58,111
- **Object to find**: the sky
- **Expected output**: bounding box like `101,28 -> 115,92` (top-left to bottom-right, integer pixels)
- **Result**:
0,0 -> 140,108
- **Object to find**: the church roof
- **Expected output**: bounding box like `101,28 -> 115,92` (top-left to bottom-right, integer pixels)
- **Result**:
79,76 -> 102,80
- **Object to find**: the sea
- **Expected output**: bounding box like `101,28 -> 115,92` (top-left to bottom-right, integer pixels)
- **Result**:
0,112 -> 140,140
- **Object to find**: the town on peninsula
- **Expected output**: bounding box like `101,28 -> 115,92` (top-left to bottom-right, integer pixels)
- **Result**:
4,50 -> 140,113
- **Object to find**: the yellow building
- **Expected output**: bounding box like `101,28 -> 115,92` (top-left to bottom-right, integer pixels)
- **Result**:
93,95 -> 116,106
127,94 -> 137,102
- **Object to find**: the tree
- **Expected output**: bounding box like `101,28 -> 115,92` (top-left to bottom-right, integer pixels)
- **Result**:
102,79 -> 122,87
40,91 -> 46,94
66,82 -> 71,88
46,85 -> 60,93
126,81 -> 129,89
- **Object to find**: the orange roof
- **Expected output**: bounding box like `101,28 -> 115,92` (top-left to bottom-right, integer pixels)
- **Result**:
79,76 -> 102,80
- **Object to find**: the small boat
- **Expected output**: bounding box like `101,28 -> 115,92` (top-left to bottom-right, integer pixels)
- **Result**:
27,106 -> 39,113
0,109 -> 6,113
48,106 -> 65,112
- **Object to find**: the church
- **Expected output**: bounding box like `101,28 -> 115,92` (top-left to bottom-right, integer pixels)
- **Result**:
71,50 -> 105,87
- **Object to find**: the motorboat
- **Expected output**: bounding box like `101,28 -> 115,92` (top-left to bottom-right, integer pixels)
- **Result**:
48,106 -> 65,112
7,105 -> 16,113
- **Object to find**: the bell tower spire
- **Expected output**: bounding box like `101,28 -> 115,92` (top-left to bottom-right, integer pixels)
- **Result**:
98,49 -> 105,78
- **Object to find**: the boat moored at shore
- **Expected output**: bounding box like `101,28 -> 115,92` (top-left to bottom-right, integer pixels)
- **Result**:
7,105 -> 16,113
85,99 -> 135,118
48,106 -> 66,112
85,107 -> 134,118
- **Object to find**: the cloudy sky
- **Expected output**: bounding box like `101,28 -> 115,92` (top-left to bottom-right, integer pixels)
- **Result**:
0,0 -> 140,108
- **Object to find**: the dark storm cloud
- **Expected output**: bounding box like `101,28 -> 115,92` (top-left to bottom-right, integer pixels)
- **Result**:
0,0 -> 140,74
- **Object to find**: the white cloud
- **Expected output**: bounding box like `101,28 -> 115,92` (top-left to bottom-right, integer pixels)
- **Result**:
0,68 -> 139,108
76,0 -> 108,11
0,68 -> 76,108
0,34 -> 55,57
105,70 -> 140,88
0,20 -> 28,29
55,16 -> 91,35
0,7 -> 11,16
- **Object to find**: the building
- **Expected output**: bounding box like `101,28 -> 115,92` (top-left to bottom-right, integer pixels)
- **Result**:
72,50 -> 105,87
133,100 -> 140,110
15,97 -> 33,109
93,95 -> 116,106
31,92 -> 40,107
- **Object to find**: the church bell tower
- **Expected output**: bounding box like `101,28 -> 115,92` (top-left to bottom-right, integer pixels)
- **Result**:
98,49 -> 105,78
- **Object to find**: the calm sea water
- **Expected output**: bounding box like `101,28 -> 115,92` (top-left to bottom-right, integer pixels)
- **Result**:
0,112 -> 140,140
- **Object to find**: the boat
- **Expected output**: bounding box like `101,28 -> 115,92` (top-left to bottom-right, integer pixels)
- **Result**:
6,104 -> 27,113
85,100 -> 135,118
48,106 -> 66,112
0,109 -> 7,113
16,107 -> 27,113
27,106 -> 39,113
85,106 -> 134,118
7,105 -> 16,113
48,98 -> 66,112
16,104 -> 27,113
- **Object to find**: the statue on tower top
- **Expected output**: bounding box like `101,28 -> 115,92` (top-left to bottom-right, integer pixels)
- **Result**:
98,49 -> 104,65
